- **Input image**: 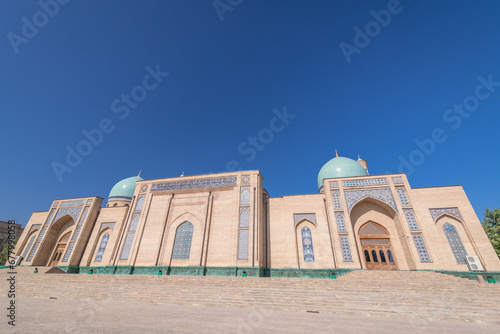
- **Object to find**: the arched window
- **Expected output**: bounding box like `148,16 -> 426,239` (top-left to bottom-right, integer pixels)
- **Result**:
364,250 -> 371,262
336,214 -> 346,232
443,223 -> 467,264
240,189 -> 250,205
22,235 -> 37,259
387,250 -> 394,263
301,226 -> 315,262
331,190 -> 342,209
371,250 -> 378,262
129,215 -> 140,232
135,196 -> 145,211
379,250 -> 386,263
397,188 -> 410,206
239,210 -> 249,228
172,222 -> 194,260
94,233 -> 110,262
405,211 -> 419,231
113,203 -> 118,207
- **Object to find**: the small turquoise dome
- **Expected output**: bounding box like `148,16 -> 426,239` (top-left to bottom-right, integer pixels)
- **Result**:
108,176 -> 144,201
317,157 -> 368,190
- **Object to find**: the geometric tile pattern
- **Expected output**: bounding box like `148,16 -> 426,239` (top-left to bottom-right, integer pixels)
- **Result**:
151,176 -> 237,191
239,210 -> 249,228
340,235 -> 353,262
331,190 -> 342,209
293,213 -> 317,225
412,234 -> 431,262
329,181 -> 339,188
128,215 -> 140,232
43,209 -> 56,227
404,209 -> 420,231
53,207 -> 82,225
27,243 -> 40,262
62,242 -> 75,262
240,187 -> 250,205
120,233 -> 135,260
342,178 -> 389,187
86,199 -> 93,205
72,206 -> 90,241
37,227 -> 47,241
443,223 -> 467,264
430,208 -> 463,222
301,226 -> 315,262
336,213 -> 346,232
392,176 -> 404,184
396,187 -> 410,207
344,188 -> 397,213
171,222 -> 193,260
135,196 -> 145,212
94,233 -> 110,262
22,235 -> 36,259
238,229 -> 249,260
60,200 -> 85,207
359,223 -> 387,236
53,201 -> 60,207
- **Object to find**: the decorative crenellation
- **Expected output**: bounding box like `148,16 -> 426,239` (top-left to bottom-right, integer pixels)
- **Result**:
60,200 -> 85,207
342,178 -> 388,188
329,181 -> 339,188
99,222 -> 116,232
152,176 -> 237,191
344,188 -> 398,213
340,236 -> 353,262
53,207 -> 82,225
62,242 -> 75,262
293,213 -> 317,225
412,234 -> 431,262
430,208 -> 463,222
392,176 -> 404,185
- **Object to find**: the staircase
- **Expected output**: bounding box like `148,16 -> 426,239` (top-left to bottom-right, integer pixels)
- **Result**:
2,267 -> 500,324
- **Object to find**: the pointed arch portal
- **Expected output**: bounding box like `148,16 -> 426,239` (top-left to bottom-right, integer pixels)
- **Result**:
359,222 -> 397,270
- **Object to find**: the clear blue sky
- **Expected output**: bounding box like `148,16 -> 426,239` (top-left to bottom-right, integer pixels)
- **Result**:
1,0 -> 499,227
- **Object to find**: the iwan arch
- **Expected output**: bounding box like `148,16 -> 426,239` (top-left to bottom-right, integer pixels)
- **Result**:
13,154 -> 500,277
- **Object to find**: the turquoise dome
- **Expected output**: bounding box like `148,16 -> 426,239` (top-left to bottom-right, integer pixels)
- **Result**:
317,157 -> 368,190
108,176 -> 144,201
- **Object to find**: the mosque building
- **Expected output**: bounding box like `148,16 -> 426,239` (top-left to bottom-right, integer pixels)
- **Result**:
12,154 -> 500,276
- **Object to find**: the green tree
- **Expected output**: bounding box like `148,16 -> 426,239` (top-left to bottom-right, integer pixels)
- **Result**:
482,208 -> 500,258
0,239 -> 18,266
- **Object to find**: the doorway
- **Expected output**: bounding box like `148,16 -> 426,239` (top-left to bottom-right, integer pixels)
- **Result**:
49,232 -> 70,266
359,222 -> 397,270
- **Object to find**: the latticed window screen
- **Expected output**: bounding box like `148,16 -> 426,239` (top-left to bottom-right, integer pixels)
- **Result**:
22,235 -> 36,259
301,227 -> 315,262
397,188 -> 410,206
340,236 -> 353,261
443,223 -> 467,264
405,211 -> 419,231
336,214 -> 346,232
239,210 -> 249,228
27,243 -> 40,262
172,222 -> 194,260
412,234 -> 431,262
331,190 -> 342,209
94,233 -> 110,262
135,196 -> 145,211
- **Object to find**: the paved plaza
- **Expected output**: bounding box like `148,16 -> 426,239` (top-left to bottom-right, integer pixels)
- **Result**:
2,296 -> 500,334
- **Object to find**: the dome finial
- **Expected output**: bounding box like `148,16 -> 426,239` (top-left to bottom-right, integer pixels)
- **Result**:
358,154 -> 361,160
180,171 -> 185,177
335,149 -> 339,158
138,169 -> 142,177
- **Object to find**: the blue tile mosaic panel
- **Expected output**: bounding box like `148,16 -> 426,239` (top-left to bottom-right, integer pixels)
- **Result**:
239,210 -> 249,228
342,178 -> 389,187
129,214 -> 140,232
62,242 -> 75,262
53,207 -> 82,225
443,223 -> 467,264
27,243 -> 40,262
238,229 -> 249,260
301,227 -> 315,262
52,201 -> 60,207
404,210 -> 420,231
429,208 -> 463,222
120,233 -> 135,260
396,187 -> 410,207
329,181 -> 339,188
331,190 -> 342,209
293,213 -> 317,225
392,176 -> 404,184
44,209 -> 56,227
22,235 -> 36,259
340,236 -> 353,262
60,200 -> 85,207
135,196 -> 145,212
412,234 -> 431,262
152,176 -> 237,191
240,187 -> 250,205
94,233 -> 110,262
344,188 -> 397,213
37,227 -> 47,241
336,213 -> 346,232
172,222 -> 194,260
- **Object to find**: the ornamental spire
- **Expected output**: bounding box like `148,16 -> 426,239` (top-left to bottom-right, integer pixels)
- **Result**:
335,149 -> 338,157
138,169 -> 142,177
